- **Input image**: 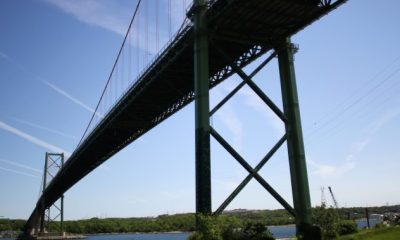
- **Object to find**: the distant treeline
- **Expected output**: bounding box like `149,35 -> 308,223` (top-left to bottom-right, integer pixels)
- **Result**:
337,205 -> 400,219
0,219 -> 25,233
1,205 -> 399,234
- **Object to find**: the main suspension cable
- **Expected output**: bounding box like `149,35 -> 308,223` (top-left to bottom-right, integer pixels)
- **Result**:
78,0 -> 142,146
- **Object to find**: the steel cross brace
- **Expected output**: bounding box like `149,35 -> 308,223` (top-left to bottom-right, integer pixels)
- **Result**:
47,156 -> 61,169
45,209 -> 61,227
213,134 -> 288,215
210,127 -> 294,216
210,41 -> 286,123
209,42 -> 295,216
210,50 -> 277,116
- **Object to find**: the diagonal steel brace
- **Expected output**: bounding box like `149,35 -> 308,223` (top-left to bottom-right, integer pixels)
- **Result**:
213,134 -> 288,215
210,51 -> 277,116
210,127 -> 295,216
210,41 -> 286,122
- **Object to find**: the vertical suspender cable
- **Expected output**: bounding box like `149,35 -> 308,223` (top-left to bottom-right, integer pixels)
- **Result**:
182,0 -> 185,20
121,47 -> 124,98
78,0 -> 142,145
168,0 -> 172,38
114,60 -> 118,104
137,5 -> 141,73
128,29 -> 131,88
145,0 -> 149,65
156,0 -> 159,52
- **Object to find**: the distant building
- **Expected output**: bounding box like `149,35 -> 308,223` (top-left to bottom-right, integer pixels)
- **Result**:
370,214 -> 384,221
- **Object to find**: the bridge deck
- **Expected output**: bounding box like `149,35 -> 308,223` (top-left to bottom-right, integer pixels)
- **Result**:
25,0 -> 345,232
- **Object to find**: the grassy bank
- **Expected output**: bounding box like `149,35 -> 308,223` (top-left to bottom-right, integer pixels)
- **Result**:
338,227 -> 400,240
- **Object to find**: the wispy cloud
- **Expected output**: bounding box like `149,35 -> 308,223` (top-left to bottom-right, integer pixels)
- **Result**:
215,106 -> 243,149
43,0 -> 131,35
0,51 -> 101,117
308,159 -> 356,177
0,166 -> 40,179
0,158 -> 41,173
42,0 -> 188,55
0,51 -> 36,76
43,0 -> 189,37
11,117 -> 77,140
370,107 -> 400,133
213,88 -> 243,149
346,107 -> 400,162
0,51 -> 14,63
0,121 -> 71,157
211,81 -> 285,150
239,87 -> 284,136
346,138 -> 370,162
307,102 -> 400,178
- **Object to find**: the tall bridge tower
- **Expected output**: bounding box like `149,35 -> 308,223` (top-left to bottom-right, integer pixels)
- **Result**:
36,153 -> 65,237
191,0 -> 318,238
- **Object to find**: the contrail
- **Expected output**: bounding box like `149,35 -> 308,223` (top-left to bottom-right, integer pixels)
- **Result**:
0,51 -> 103,118
0,51 -> 32,74
41,79 -> 103,118
11,117 -> 77,140
0,158 -> 42,173
0,166 -> 40,179
0,121 -> 71,157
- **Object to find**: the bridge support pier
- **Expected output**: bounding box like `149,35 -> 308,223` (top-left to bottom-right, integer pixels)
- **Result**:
194,36 -> 317,238
193,0 -> 212,218
192,2 -> 316,239
277,38 -> 316,239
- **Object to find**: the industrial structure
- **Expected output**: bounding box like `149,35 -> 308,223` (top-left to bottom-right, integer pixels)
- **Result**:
329,186 -> 339,209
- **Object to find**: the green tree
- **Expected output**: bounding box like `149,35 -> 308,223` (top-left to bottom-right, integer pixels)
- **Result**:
188,215 -> 223,240
189,215 -> 275,240
337,220 -> 357,235
313,206 -> 340,240
239,222 -> 275,240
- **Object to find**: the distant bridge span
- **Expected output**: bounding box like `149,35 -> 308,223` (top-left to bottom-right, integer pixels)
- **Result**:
23,0 -> 346,238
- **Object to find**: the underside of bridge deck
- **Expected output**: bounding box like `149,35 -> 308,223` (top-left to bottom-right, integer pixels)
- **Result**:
22,0 -> 346,239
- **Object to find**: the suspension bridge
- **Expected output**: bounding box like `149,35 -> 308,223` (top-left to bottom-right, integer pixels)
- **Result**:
20,0 -> 346,239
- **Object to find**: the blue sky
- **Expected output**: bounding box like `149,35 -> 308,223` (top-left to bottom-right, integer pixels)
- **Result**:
0,0 -> 399,220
